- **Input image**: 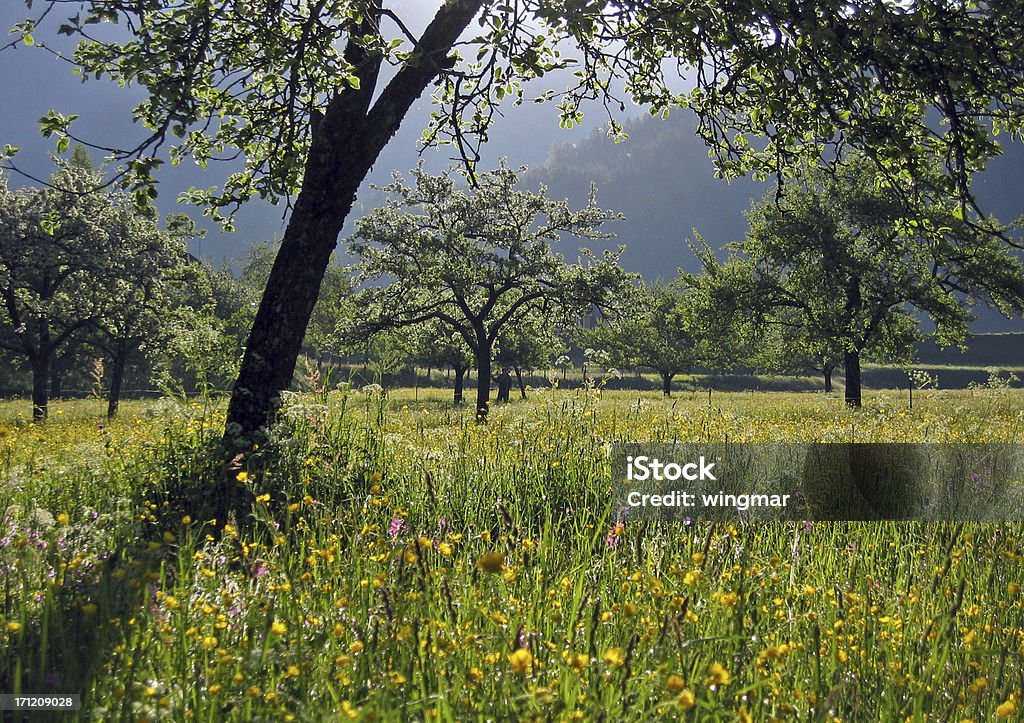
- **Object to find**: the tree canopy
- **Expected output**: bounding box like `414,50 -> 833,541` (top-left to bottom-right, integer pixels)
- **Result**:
10,1 -> 1024,207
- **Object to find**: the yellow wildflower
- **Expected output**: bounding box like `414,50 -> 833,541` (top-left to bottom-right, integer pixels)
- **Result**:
601,647 -> 626,667
565,652 -> 588,671
476,551 -> 504,574
705,662 -> 731,687
678,689 -> 695,709
509,648 -> 533,674
995,696 -> 1017,718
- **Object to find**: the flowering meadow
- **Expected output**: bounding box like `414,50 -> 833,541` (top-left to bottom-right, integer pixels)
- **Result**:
1,387 -> 1023,721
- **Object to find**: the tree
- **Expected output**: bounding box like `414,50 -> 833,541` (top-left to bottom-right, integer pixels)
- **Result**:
747,306 -> 844,392
363,330 -> 412,387
693,155 -> 1024,406
148,261 -> 249,397
348,163 -> 630,419
746,303 -> 919,393
494,312 -> 563,399
585,283 -> 697,396
89,212 -> 199,417
304,262 -> 354,365
11,1 -> 1024,444
0,155 -> 117,419
1,148 -> 202,418
407,321 -> 475,406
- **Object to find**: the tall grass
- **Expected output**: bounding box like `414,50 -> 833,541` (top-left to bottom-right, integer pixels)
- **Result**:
0,389 -> 1021,720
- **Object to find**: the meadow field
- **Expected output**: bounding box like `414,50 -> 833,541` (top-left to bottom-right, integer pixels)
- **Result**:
1,386 -> 1023,721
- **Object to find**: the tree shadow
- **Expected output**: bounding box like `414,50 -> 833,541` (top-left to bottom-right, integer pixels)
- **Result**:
0,434 -> 233,721
802,443 -> 931,521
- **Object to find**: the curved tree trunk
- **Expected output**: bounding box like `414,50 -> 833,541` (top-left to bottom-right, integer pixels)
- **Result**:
223,1 -> 484,448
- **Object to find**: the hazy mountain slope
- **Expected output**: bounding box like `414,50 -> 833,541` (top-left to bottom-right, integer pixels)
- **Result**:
528,112 -> 766,279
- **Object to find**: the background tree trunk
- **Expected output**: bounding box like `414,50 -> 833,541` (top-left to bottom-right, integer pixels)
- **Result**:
823,366 -> 833,393
453,365 -> 467,406
475,353 -> 491,420
107,346 -> 127,419
661,371 -> 675,397
515,367 -> 527,398
844,350 -> 862,407
31,352 -> 50,421
843,275 -> 863,407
